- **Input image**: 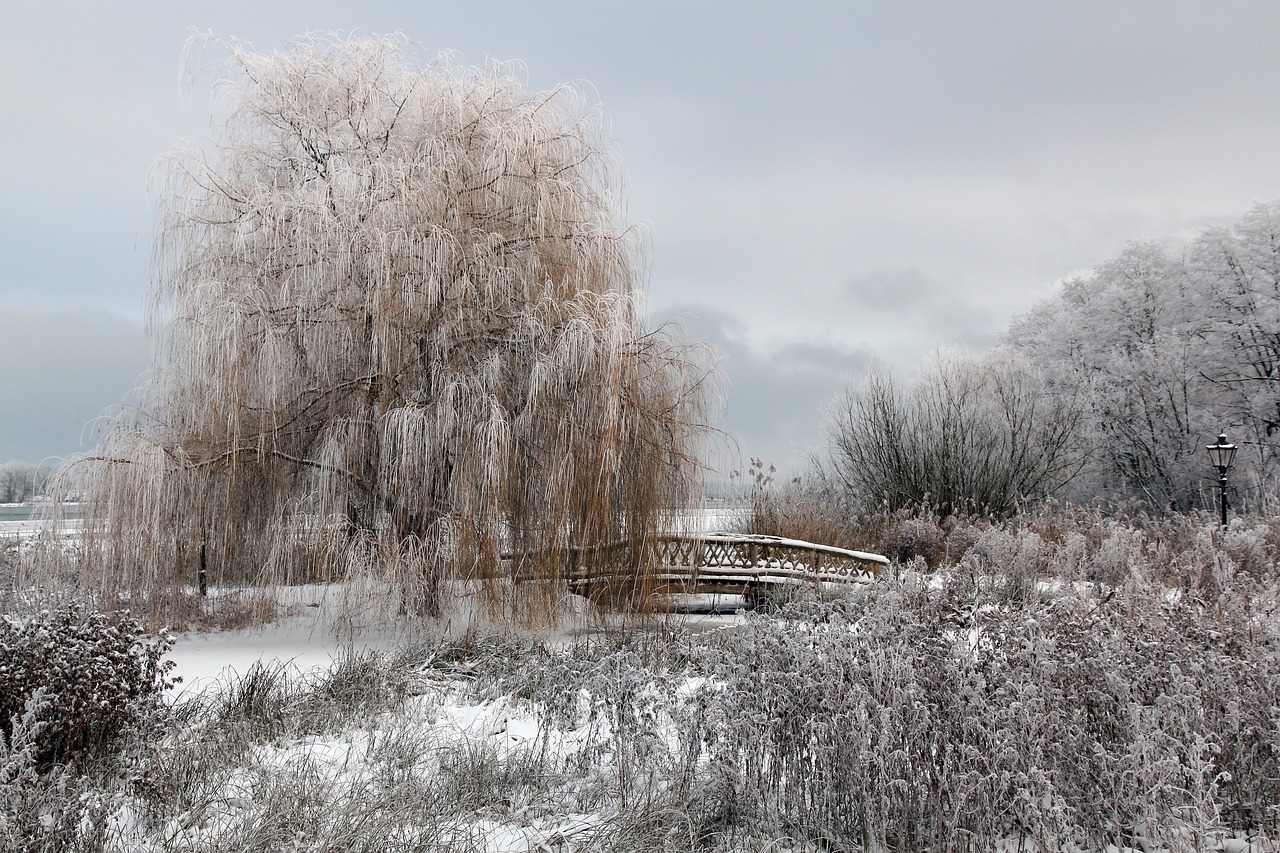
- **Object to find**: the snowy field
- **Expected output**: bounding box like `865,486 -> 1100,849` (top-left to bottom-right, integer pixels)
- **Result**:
166,583 -> 746,697
7,505 -> 1280,850
110,585 -> 1276,853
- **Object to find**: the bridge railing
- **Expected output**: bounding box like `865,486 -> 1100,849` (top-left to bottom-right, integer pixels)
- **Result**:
502,532 -> 887,594
649,533 -> 886,593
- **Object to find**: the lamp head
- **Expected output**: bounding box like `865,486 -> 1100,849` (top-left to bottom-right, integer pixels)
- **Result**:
1206,433 -> 1237,473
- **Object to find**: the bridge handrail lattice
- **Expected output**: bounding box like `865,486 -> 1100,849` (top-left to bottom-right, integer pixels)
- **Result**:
502,532 -> 887,593
652,532 -> 885,590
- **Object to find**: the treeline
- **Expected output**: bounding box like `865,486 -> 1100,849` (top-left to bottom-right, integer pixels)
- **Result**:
0,461 -> 56,504
826,200 -> 1280,516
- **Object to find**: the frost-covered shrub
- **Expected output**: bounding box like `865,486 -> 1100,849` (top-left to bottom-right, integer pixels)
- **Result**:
0,692 -> 113,853
520,636 -> 699,808
957,525 -> 1053,604
742,488 -> 1280,595
697,571 -> 1280,851
878,510 -> 947,567
0,606 -> 178,766
0,537 -> 23,607
1221,520 -> 1280,579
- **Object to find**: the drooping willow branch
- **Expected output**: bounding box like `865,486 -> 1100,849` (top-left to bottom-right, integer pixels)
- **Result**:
49,32 -> 720,625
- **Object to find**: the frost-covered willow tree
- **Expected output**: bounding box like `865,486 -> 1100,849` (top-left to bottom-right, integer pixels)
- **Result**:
59,34 -> 714,620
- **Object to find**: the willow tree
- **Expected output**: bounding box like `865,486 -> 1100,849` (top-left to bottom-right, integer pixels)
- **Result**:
59,34 -> 714,621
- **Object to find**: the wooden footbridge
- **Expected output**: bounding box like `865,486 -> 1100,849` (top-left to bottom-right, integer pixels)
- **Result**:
504,533 -> 887,600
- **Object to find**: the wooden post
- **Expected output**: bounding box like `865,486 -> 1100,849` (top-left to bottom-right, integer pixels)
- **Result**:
199,537 -> 208,597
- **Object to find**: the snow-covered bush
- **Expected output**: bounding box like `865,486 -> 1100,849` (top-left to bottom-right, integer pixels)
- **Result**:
0,692 -> 113,853
0,538 -> 16,598
0,606 -> 178,767
699,571 -> 1280,851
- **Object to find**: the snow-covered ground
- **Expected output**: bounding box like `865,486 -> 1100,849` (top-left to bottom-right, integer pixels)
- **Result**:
116,587 -> 751,851
168,608 -> 400,698
148,600 -> 1276,853
167,583 -> 746,696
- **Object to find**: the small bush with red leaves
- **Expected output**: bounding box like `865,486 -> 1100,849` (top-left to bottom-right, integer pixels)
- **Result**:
0,606 -> 178,767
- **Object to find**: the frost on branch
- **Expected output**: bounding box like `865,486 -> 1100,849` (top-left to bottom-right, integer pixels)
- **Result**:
55,33 -> 715,622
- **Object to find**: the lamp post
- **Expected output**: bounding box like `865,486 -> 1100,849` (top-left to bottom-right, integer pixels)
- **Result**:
1205,433 -> 1237,530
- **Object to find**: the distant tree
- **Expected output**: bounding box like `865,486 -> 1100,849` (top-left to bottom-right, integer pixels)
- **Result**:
1008,242 -> 1212,511
56,34 -> 714,620
0,462 -> 54,504
1187,202 -> 1280,489
824,353 -> 1087,516
0,464 -> 18,504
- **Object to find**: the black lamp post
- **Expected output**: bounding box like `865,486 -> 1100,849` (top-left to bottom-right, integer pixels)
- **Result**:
1205,433 -> 1237,530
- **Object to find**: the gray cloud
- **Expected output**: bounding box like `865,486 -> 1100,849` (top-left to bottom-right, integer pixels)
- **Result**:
663,304 -> 873,476
0,308 -> 146,461
837,268 -> 1000,360
7,2 -> 1280,475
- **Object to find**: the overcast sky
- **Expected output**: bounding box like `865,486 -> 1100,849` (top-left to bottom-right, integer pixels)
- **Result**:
5,2 -> 1280,474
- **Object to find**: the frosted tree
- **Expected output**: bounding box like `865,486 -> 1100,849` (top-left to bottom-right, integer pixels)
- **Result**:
1188,202 -> 1280,490
55,34 -> 715,621
1007,238 -> 1254,510
824,352 -> 1087,516
1006,243 -> 1211,510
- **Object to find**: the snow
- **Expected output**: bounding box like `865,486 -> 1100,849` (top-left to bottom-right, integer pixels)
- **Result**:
169,613 -> 395,697
166,581 -> 745,696
164,583 -> 400,695
146,607 -> 633,851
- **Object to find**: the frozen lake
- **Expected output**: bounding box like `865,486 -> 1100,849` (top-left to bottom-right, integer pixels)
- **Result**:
0,503 -> 82,537
0,504 -> 83,521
